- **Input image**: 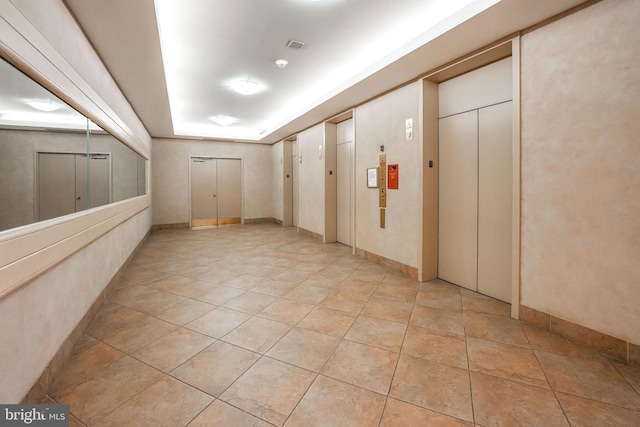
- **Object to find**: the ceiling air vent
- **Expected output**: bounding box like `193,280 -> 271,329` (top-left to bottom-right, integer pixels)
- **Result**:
286,40 -> 305,49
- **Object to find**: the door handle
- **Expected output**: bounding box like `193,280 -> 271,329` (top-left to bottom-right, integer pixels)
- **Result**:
76,196 -> 81,200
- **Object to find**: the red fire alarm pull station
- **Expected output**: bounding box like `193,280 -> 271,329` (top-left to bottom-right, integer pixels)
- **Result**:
388,164 -> 399,189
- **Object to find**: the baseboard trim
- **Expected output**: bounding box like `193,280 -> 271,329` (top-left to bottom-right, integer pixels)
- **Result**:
519,304 -> 639,366
355,247 -> 419,279
151,223 -> 189,230
298,227 -> 323,242
244,217 -> 280,225
153,219 -> 286,229
21,228 -> 151,403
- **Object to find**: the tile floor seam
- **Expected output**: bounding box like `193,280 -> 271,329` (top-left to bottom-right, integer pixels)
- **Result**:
611,360 -> 640,399
217,314 -> 292,355
463,318 -> 477,426
212,395 -> 280,427
556,391 -> 640,416
333,274 -> 386,340
320,341 -> 398,395
278,371 -> 321,426
218,351 -> 319,425
525,328 -> 573,426
184,305 -> 254,339
86,373 -> 166,426
376,300 -> 414,427
531,347 -> 640,411
381,394 -> 475,425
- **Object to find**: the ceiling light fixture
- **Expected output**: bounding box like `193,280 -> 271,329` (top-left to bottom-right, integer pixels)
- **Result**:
230,79 -> 262,95
210,115 -> 238,126
275,59 -> 288,69
26,99 -> 61,112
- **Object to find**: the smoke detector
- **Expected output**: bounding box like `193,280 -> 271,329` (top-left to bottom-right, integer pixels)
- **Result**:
275,59 -> 288,68
286,40 -> 305,49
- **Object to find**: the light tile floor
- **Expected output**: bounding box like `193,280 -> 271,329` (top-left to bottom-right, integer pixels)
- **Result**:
44,224 -> 640,426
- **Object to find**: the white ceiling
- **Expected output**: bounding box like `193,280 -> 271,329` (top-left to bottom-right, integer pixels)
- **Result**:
64,0 -> 587,144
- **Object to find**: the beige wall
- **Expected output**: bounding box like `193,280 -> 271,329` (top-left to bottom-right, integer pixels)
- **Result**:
297,124 -> 326,235
520,0 -> 640,344
0,0 -> 152,402
355,82 -> 422,268
152,139 -> 273,224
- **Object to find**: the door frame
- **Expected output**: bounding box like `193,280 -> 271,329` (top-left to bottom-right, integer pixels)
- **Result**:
35,150 -> 113,221
325,110 -> 355,252
420,37 -> 521,319
188,155 -> 244,228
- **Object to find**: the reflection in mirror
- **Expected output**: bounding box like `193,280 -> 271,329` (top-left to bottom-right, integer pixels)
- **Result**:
0,56 -> 146,232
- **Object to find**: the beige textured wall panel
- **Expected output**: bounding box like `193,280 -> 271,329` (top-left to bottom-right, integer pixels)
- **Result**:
152,139 -> 273,224
520,0 -> 640,344
297,124 -> 325,235
355,82 -> 421,268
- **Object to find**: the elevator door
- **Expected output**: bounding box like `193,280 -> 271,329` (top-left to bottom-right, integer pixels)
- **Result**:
438,57 -> 513,303
190,157 -> 242,227
438,104 -> 512,302
438,111 -> 478,291
477,102 -> 513,302
336,119 -> 353,246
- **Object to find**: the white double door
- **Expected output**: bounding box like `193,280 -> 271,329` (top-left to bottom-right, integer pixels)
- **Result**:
190,157 -> 242,227
438,58 -> 513,303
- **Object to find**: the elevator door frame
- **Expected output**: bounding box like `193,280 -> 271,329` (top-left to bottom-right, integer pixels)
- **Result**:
436,55 -> 517,306
421,37 -> 521,318
336,118 -> 354,247
188,156 -> 243,229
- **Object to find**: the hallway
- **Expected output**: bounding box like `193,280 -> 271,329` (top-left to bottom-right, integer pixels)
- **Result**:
43,224 -> 640,426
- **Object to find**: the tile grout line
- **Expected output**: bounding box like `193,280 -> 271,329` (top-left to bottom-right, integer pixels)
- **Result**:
523,328 -> 573,426
377,272 -> 415,427
462,297 -> 478,426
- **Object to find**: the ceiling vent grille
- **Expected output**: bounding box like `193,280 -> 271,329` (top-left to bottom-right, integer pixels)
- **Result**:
286,40 -> 305,49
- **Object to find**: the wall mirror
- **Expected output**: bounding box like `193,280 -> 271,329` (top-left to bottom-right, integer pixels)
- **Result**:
0,56 -> 147,232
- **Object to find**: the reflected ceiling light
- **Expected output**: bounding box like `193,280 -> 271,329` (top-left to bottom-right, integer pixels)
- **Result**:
230,79 -> 262,95
0,112 -> 90,130
210,115 -> 238,126
275,59 -> 288,69
26,100 -> 61,112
